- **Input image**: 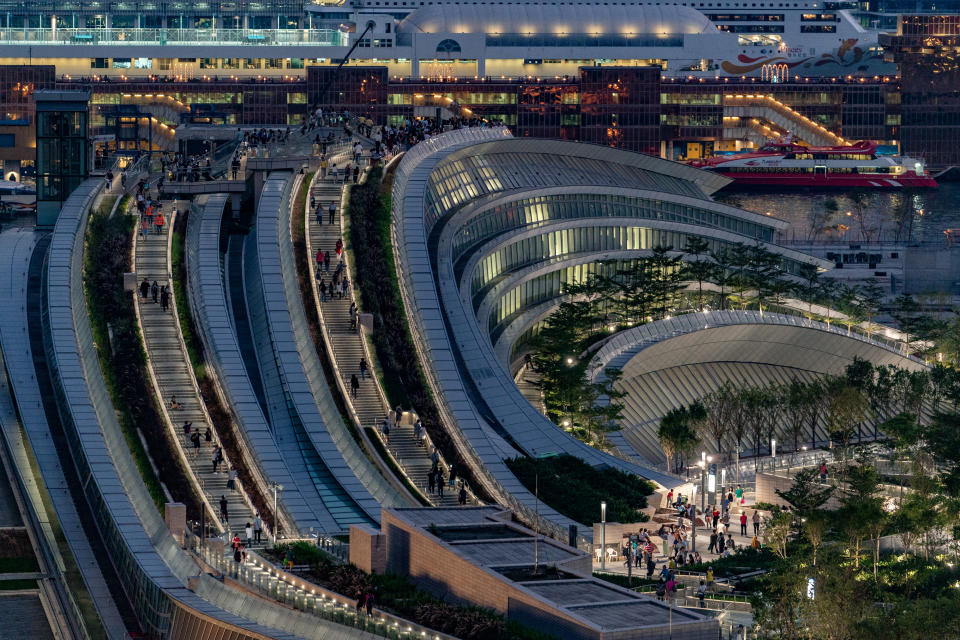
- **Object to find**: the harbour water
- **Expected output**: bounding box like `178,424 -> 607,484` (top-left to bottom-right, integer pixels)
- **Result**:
714,183 -> 960,246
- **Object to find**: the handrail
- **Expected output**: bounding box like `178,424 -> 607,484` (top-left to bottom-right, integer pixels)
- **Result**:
198,543 -> 457,640
301,168 -> 423,505
185,194 -> 299,539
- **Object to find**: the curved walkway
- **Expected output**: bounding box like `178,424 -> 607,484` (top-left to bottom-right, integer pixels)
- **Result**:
46,177 -> 382,640
186,193 -> 327,536
134,198 -> 255,537
245,172 -> 394,530
0,228 -> 128,638
306,167 -> 460,507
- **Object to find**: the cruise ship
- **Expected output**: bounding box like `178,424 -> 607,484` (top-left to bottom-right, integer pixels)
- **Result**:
0,0 -> 893,80
689,140 -> 937,188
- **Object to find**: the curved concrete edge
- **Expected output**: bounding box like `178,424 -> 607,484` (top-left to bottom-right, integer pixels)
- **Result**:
275,171 -> 405,511
186,193 -> 323,537
586,310 -> 926,383
0,228 -> 127,639
392,128 -> 597,544
45,178 -> 374,640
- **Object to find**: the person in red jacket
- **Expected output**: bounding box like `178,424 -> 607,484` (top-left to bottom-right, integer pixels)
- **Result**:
739,511 -> 748,536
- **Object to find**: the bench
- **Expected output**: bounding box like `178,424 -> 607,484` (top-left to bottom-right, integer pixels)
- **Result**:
246,34 -> 265,41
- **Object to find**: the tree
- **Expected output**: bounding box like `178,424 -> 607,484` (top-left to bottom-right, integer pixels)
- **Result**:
658,404 -> 702,473
740,385 -> 771,457
801,377 -> 826,449
824,377 -> 868,465
683,236 -> 714,311
775,468 -> 833,524
762,510 -> 793,560
858,278 -> 884,339
702,381 -> 738,458
648,245 -> 684,320
783,378 -> 812,458
839,462 -> 883,569
805,510 -> 829,567
709,246 -> 735,311
796,262 -> 822,317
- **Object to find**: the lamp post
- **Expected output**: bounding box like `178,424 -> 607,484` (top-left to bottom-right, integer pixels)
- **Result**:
271,481 -> 283,542
698,459 -> 706,512
771,438 -> 777,471
600,500 -> 607,571
690,484 -> 697,553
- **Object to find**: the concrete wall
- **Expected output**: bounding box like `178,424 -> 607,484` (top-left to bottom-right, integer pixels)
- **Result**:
381,511 -> 602,639
349,523 -> 387,575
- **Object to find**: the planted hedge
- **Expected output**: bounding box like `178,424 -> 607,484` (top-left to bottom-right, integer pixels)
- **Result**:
268,542 -> 554,640
505,454 -> 654,525
84,198 -> 202,518
346,166 -> 487,501
290,172 -> 364,446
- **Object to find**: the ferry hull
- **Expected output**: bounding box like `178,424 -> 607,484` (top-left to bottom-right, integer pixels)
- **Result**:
709,172 -> 938,189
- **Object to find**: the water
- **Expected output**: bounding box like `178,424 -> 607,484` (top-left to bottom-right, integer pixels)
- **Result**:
713,182 -> 960,246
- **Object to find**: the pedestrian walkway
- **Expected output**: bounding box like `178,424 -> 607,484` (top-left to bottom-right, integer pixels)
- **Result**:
134,201 -> 256,539
305,162 -> 460,507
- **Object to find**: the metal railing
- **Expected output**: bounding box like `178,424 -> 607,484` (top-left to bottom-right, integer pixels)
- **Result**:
0,27 -> 347,46
198,543 -> 454,640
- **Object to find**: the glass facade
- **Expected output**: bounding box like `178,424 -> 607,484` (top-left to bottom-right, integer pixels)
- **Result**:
456,192 -> 777,282
36,97 -> 88,205
881,16 -> 960,166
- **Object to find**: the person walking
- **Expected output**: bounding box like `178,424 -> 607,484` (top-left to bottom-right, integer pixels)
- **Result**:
350,374 -> 360,398
228,467 -> 237,491
151,280 -> 159,303
437,472 -> 445,498
219,495 -> 229,522
254,514 -> 263,543
245,522 -> 253,548
328,201 -> 336,225
315,205 -> 322,226
315,249 -> 322,270
140,278 -> 150,300
427,469 -> 435,494
154,211 -> 165,235
697,580 -> 707,608
739,511 -> 748,536
160,286 -> 169,311
458,485 -> 467,505
359,358 -> 367,380
320,156 -> 328,178
819,461 -> 828,483
191,431 -> 201,455
708,530 -> 717,554
205,427 -> 212,444
365,592 -> 374,616
752,510 -> 761,535
735,484 -> 744,505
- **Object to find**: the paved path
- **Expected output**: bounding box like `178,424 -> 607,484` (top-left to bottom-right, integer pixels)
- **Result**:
134,203 -> 255,537
306,164 -> 460,507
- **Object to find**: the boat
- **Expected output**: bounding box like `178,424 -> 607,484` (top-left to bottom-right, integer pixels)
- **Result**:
687,141 -> 937,188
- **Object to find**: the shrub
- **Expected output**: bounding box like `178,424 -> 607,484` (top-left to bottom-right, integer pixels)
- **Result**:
505,454 -> 655,525
347,166 -> 487,501
84,202 -> 202,517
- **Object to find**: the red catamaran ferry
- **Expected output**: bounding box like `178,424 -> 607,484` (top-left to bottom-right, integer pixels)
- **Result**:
688,141 -> 937,189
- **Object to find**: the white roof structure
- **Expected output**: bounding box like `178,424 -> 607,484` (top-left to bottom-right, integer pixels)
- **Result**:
397,4 -> 714,35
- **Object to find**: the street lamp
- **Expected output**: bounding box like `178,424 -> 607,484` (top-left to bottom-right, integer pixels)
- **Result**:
271,481 -> 283,541
600,501 -> 607,571
566,356 -> 575,365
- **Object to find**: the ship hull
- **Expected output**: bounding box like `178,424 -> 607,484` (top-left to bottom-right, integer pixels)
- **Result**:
709,172 -> 937,189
